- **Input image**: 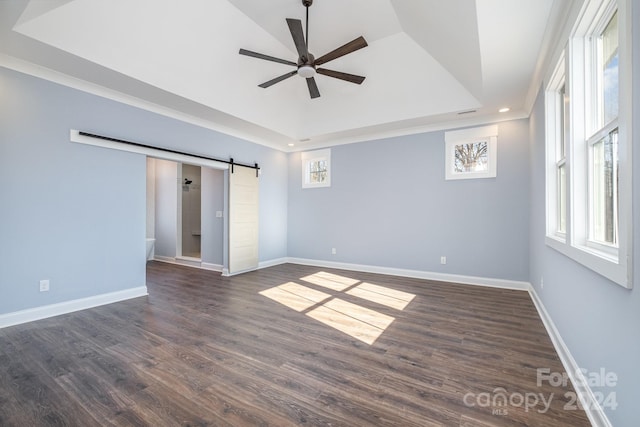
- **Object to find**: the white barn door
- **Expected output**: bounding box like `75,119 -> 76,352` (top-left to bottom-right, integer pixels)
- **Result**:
228,166 -> 259,274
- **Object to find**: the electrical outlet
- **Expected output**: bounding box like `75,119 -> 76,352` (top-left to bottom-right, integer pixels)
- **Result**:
331,248 -> 337,255
215,211 -> 223,218
440,256 -> 447,265
39,279 -> 50,292
541,277 -> 544,289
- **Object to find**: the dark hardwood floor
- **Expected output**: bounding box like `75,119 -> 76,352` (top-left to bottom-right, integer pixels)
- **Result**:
0,262 -> 590,426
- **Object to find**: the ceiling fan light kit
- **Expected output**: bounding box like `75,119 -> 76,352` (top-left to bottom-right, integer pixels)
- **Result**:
297,65 -> 316,78
239,0 -> 367,99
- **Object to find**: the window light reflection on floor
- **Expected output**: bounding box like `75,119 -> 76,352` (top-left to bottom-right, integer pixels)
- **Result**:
346,282 -> 415,310
259,282 -> 331,312
300,271 -> 359,291
307,298 -> 395,345
260,272 -> 416,345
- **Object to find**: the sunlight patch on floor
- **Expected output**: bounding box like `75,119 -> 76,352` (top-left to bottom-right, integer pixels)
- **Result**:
300,271 -> 359,291
259,282 -> 331,312
278,282 -> 331,303
324,297 -> 395,329
260,272 -> 416,345
306,299 -> 395,345
346,282 -> 415,310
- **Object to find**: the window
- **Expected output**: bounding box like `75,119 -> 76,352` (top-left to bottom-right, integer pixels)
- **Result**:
454,141 -> 488,173
557,84 -> 568,235
301,149 -> 331,188
587,10 -> 619,249
545,56 -> 568,239
589,127 -> 618,246
544,0 -> 632,288
445,125 -> 498,180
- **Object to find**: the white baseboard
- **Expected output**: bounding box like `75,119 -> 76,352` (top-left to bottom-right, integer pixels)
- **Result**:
0,286 -> 148,329
154,255 -> 219,271
201,262 -> 223,272
259,257 -> 288,270
286,257 -> 530,291
174,256 -> 202,268
156,256 -> 287,276
528,287 -> 611,427
220,257 -> 288,276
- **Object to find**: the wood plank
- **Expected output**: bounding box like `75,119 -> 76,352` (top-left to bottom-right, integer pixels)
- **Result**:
0,261 -> 591,426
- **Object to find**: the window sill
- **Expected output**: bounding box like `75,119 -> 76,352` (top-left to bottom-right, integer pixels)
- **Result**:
545,236 -> 631,288
302,182 -> 331,189
549,232 -> 566,243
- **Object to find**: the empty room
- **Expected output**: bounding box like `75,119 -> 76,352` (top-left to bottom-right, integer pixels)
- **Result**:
0,0 -> 638,426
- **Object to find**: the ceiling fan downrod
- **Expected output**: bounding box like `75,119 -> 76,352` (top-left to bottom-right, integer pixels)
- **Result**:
303,0 -> 312,53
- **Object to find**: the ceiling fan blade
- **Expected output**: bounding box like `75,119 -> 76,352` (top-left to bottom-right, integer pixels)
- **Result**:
258,70 -> 298,88
315,36 -> 368,66
239,49 -> 297,66
286,18 -> 308,59
316,68 -> 365,85
306,77 -> 320,99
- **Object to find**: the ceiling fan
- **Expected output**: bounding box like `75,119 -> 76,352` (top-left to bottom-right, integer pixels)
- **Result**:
239,0 -> 368,99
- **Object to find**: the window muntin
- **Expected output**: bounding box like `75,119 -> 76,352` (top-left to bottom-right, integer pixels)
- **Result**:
308,159 -> 328,185
301,149 -> 331,189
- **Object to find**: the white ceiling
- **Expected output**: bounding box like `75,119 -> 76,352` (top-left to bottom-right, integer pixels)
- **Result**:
0,0 -> 562,151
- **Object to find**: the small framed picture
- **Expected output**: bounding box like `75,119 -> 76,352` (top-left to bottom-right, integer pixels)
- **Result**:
445,125 -> 497,180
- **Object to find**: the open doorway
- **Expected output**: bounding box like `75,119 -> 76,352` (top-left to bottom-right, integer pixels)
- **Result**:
147,158 -> 225,271
180,164 -> 201,259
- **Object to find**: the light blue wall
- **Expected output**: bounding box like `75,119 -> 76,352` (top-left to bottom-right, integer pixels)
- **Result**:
0,68 -> 146,313
288,120 -> 530,281
529,2 -> 640,426
527,5 -> 640,424
0,67 -> 288,314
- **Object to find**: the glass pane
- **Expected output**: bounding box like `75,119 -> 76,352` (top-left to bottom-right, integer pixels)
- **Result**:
590,128 -> 618,244
454,141 -> 488,173
557,164 -> 566,233
559,84 -> 567,159
601,11 -> 619,125
308,160 -> 327,184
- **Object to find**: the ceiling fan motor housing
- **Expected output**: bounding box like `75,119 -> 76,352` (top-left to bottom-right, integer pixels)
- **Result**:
298,53 -> 315,67
302,0 -> 313,7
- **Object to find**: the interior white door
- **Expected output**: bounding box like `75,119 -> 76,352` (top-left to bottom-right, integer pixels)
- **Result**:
228,166 -> 259,274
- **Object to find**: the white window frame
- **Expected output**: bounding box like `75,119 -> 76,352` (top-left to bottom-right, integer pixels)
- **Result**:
444,125 -> 498,181
586,124 -> 619,255
544,0 -> 632,288
301,149 -> 331,189
545,53 -> 568,242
